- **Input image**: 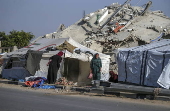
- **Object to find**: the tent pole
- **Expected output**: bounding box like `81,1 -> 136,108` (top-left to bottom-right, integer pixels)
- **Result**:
67,59 -> 69,80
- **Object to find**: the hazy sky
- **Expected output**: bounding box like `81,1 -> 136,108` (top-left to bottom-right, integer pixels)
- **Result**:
0,0 -> 170,37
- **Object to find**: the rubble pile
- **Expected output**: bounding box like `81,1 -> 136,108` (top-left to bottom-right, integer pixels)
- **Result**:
30,0 -> 170,72
32,0 -> 170,54
80,0 -> 170,53
56,77 -> 75,85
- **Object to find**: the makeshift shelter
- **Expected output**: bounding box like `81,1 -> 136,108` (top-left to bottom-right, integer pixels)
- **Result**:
157,59 -> 170,89
25,50 -> 44,75
116,39 -> 170,87
2,37 -> 110,85
1,55 -> 31,80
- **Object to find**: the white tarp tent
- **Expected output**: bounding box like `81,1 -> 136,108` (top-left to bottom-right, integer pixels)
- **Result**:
157,59 -> 170,89
3,37 -> 110,82
116,39 -> 170,87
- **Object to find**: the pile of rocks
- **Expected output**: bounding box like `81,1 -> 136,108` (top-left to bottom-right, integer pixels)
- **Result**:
56,77 -> 74,85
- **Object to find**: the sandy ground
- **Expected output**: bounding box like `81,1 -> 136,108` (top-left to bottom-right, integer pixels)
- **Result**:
0,83 -> 170,107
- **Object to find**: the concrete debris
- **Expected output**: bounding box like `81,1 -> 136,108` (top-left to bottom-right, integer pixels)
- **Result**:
31,0 -> 170,71
56,77 -> 75,85
32,0 -> 170,52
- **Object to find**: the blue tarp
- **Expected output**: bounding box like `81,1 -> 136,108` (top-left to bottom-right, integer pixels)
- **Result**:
26,77 -> 56,89
38,85 -> 56,89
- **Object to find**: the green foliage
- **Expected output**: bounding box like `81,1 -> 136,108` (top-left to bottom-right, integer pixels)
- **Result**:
0,30 -> 34,48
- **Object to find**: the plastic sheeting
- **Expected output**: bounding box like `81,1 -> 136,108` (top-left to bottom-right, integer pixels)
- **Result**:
25,77 -> 56,89
101,59 -> 110,81
35,38 -> 110,81
35,70 -> 48,78
25,50 -> 43,75
3,37 -> 110,81
37,56 -> 64,80
34,58 -> 49,78
144,51 -> 165,87
2,67 -> 31,80
157,60 -> 170,89
4,37 -> 110,63
38,85 -> 56,89
117,39 -> 170,87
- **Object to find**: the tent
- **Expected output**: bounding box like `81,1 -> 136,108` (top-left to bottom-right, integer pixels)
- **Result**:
2,37 -> 110,85
1,55 -> 31,80
157,59 -> 170,89
116,39 -> 170,87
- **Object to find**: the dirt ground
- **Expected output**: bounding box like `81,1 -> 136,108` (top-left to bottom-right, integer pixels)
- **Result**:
0,83 -> 76,94
0,83 -> 170,107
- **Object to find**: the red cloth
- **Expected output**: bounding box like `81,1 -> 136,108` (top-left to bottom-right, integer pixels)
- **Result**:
57,51 -> 64,56
25,81 -> 41,87
109,71 -> 118,80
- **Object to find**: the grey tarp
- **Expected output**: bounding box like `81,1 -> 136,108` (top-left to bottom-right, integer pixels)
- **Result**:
25,50 -> 43,75
117,39 -> 170,87
2,67 -> 31,80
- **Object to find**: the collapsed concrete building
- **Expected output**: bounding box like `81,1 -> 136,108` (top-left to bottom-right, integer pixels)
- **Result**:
32,0 -> 170,54
31,0 -> 170,73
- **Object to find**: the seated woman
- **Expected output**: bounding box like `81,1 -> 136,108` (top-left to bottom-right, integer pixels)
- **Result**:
109,71 -> 118,83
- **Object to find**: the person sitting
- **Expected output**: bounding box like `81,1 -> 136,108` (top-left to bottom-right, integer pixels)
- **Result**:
109,71 -> 118,83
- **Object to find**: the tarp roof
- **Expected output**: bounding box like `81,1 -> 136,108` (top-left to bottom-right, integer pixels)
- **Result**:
118,39 -> 170,52
3,37 -> 110,61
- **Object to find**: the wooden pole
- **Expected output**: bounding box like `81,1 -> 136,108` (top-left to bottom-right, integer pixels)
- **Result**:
0,41 -> 2,53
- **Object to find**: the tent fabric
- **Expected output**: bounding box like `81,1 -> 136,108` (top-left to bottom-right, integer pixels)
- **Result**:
117,39 -> 170,87
35,71 -> 48,78
157,60 -> 170,89
2,37 -> 110,81
39,54 -> 65,80
34,57 -> 49,78
100,59 -> 110,81
25,50 -> 43,75
27,38 -> 68,51
3,56 -> 25,69
39,58 -> 49,73
4,37 -> 110,60
56,41 -> 77,53
143,51 -> 165,87
2,67 -> 31,80
38,38 -> 110,81
33,37 -> 109,58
